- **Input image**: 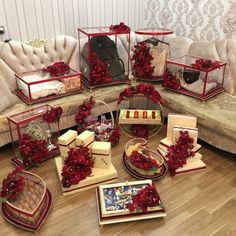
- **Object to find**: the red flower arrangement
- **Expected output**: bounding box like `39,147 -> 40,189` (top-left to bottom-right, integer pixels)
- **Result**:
75,96 -> 96,127
162,69 -> 181,90
43,61 -> 70,77
118,83 -> 164,105
110,22 -> 131,33
88,53 -> 111,85
132,42 -> 154,80
131,124 -> 149,138
129,150 -> 159,171
75,97 -> 121,146
108,127 -> 120,146
127,184 -> 160,213
165,130 -> 195,176
0,167 -> 24,202
191,59 -> 221,71
42,106 -> 63,124
19,133 -> 49,168
61,147 -> 94,188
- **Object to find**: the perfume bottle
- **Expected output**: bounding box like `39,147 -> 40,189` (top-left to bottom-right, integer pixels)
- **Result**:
46,130 -> 57,151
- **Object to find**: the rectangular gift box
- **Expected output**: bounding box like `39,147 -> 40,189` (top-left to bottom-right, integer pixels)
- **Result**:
76,130 -> 95,150
58,130 -> 77,157
160,137 -> 201,152
96,180 -> 166,226
55,157 -> 118,196
175,159 -> 206,175
119,109 -> 162,125
92,141 -> 111,169
157,144 -> 202,164
172,126 -> 198,151
166,113 -> 197,141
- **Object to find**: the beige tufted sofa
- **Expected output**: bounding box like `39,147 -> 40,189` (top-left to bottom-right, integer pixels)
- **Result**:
0,33 -> 236,154
0,35 -> 134,147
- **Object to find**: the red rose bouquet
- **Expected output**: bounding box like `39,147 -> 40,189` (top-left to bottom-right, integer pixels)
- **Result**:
165,130 -> 195,176
19,133 -> 49,168
0,167 -> 25,202
129,150 -> 159,171
191,59 -> 221,71
118,83 -> 164,105
110,22 -> 130,33
42,106 -> 63,124
61,147 -> 94,188
43,61 -> 70,77
132,42 -> 154,80
162,69 -> 181,90
88,53 -> 111,85
127,184 -> 160,213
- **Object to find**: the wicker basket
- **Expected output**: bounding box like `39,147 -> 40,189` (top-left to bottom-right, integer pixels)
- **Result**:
2,171 -> 52,232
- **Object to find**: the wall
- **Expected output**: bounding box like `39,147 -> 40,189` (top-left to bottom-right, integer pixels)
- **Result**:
144,0 -> 236,41
0,0 -> 145,42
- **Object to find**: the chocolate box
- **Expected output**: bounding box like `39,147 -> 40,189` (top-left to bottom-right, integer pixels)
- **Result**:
166,113 -> 197,141
92,141 -> 111,169
58,130 -> 77,157
119,109 -> 162,125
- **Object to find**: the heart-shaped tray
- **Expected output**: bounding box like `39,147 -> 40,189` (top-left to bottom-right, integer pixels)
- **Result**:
1,171 -> 52,232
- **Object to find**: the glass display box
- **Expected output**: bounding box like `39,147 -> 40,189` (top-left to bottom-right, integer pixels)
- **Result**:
15,68 -> 83,104
133,28 -> 173,81
78,26 -> 130,88
7,105 -> 60,168
165,55 -> 227,101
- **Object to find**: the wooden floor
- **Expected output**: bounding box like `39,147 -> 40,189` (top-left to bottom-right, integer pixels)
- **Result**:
0,127 -> 236,236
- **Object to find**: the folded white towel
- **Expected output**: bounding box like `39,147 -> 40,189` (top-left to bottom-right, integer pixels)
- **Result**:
18,74 -> 66,99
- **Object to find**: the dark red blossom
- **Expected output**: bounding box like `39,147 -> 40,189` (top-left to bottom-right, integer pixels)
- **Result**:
110,22 -> 130,33
19,133 -> 49,168
0,167 -> 24,201
42,106 -> 63,124
43,61 -> 70,77
127,184 -> 160,213
108,127 -> 120,146
88,53 -> 111,85
132,42 -> 154,80
166,130 -> 195,176
61,147 -> 94,188
129,150 -> 159,170
74,96 -> 96,126
162,69 -> 181,90
191,59 -> 221,71
131,124 -> 149,138
117,83 -> 164,105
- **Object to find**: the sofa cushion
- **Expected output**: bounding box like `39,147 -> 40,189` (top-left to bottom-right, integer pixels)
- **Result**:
0,76 -> 18,113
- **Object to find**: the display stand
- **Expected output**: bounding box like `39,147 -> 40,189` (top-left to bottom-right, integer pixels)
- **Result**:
165,55 -> 226,101
133,28 -> 173,81
15,68 -> 83,104
117,95 -> 164,139
78,26 -> 130,89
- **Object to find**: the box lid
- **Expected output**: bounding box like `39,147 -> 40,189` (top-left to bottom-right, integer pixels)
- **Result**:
58,130 -> 77,145
76,130 -> 94,146
92,141 -> 111,155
